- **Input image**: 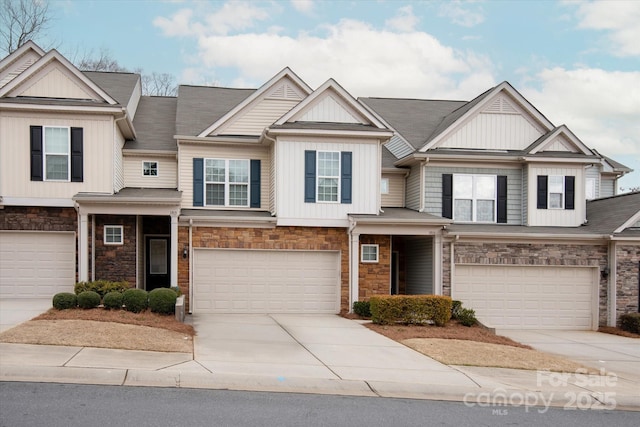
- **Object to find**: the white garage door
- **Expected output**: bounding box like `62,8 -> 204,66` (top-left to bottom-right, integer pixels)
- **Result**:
193,249 -> 341,314
0,231 -> 76,298
453,265 -> 597,330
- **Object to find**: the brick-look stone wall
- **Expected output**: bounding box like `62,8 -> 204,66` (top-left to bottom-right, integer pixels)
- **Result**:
451,242 -> 609,326
616,244 -> 640,321
178,226 -> 350,313
94,215 -> 137,284
359,235 -> 391,300
0,206 -> 77,231
442,241 -> 451,297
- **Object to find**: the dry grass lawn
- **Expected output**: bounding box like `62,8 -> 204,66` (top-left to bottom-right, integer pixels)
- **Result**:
0,308 -> 195,353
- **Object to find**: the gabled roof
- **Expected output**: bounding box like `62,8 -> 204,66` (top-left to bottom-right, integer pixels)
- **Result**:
276,78 -> 387,129
592,149 -> 633,174
83,71 -> 139,107
126,96 -> 177,151
0,49 -> 118,104
0,40 -> 45,76
176,85 -> 255,136
586,192 -> 640,235
525,125 -> 594,156
197,67 -> 312,137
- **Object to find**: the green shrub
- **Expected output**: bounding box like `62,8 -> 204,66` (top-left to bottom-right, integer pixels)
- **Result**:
103,291 -> 124,310
74,280 -> 130,297
77,291 -> 101,309
122,288 -> 148,313
457,308 -> 477,327
170,286 -> 182,297
370,295 -> 452,326
451,300 -> 462,319
352,301 -> 371,318
52,292 -> 77,310
619,313 -> 640,334
148,288 -> 178,315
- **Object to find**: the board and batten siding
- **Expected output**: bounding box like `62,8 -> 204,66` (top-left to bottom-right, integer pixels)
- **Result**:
178,143 -> 270,209
423,166 -> 523,224
381,173 -> 405,207
123,156 -> 177,189
0,111 -> 114,199
404,237 -> 434,295
527,165 -> 585,227
439,112 -> 544,151
217,99 -> 299,136
298,95 -> 361,123
405,163 -> 422,211
275,138 -> 380,225
17,64 -> 96,100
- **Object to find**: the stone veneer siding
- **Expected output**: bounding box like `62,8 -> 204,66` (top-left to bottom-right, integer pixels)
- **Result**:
616,244 -> 640,321
359,235 -> 391,300
0,206 -> 77,231
178,226 -> 349,313
93,215 -> 137,284
449,242 -> 609,326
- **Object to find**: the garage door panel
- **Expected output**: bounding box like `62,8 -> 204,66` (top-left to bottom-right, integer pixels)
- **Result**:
194,249 -> 340,314
453,265 -> 596,330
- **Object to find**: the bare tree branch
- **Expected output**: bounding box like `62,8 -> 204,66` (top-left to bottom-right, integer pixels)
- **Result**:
141,71 -> 178,96
0,0 -> 51,55
76,47 -> 128,72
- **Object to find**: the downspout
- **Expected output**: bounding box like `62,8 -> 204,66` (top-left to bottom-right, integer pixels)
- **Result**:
418,158 -> 429,213
262,129 -> 278,216
91,215 -> 95,282
608,239 -> 617,327
348,218 -> 357,313
188,218 -> 194,314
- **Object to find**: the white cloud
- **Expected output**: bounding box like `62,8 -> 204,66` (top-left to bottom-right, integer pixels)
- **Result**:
438,0 -> 485,28
572,0 -> 640,57
385,5 -> 419,33
522,67 -> 640,187
291,0 -> 314,14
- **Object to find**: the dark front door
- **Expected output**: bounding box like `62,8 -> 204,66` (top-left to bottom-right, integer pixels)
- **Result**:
146,236 -> 170,291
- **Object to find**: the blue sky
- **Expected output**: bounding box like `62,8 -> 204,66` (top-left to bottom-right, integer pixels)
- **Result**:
39,0 -> 640,189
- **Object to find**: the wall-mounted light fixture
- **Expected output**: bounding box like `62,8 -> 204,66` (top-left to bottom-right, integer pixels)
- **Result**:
601,266 -> 609,279
182,244 -> 188,260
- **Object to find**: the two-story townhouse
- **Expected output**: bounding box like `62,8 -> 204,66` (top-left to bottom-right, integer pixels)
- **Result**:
1,42 -> 637,331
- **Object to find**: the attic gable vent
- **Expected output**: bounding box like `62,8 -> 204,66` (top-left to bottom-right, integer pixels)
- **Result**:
483,95 -> 518,114
0,58 -> 37,88
267,82 -> 304,100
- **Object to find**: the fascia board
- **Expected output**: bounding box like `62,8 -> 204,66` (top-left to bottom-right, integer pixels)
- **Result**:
266,127 -> 393,139
197,67 -> 312,138
614,209 -> 640,234
529,125 -> 594,155
0,41 -> 45,72
0,101 -> 123,114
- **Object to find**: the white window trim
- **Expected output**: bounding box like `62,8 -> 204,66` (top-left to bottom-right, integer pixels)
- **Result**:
381,178 -> 389,195
104,225 -> 124,245
361,244 -> 379,263
43,126 -> 70,182
204,158 -> 250,207
142,161 -> 159,177
453,174 -> 497,223
316,150 -> 341,203
548,175 -> 565,209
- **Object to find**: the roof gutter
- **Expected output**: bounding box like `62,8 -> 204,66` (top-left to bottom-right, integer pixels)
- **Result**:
444,230 -> 611,241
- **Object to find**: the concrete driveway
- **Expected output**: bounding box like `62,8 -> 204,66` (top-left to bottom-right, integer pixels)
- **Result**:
497,329 -> 640,382
0,298 -> 51,332
190,314 -> 478,387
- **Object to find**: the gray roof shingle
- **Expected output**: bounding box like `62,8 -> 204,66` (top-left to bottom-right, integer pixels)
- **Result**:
83,71 -> 139,106
586,191 -> 640,234
126,96 -> 177,151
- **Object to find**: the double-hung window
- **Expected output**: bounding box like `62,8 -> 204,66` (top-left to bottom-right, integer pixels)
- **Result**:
537,175 -> 575,210
44,127 -> 70,181
453,174 -> 496,222
317,151 -> 340,202
205,159 -> 249,207
548,175 -> 564,209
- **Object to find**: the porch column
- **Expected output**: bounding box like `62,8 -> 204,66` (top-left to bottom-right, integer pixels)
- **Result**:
608,241 -> 617,327
349,231 -> 360,311
433,233 -> 443,295
78,213 -> 89,282
170,211 -> 179,288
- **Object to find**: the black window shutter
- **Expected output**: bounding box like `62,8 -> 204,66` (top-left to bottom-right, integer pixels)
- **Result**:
340,151 -> 352,204
304,150 -> 316,203
250,159 -> 261,208
442,174 -> 453,219
565,176 -> 575,210
537,175 -> 548,209
30,126 -> 43,181
70,127 -> 83,182
497,175 -> 508,223
193,158 -> 204,207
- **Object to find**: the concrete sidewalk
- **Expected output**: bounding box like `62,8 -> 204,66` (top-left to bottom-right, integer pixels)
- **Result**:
1,314 -> 638,411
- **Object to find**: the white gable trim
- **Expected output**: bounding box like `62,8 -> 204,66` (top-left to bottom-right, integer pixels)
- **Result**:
528,125 -> 594,155
614,209 -> 640,234
275,79 -> 387,129
0,49 -> 117,104
0,41 -> 45,73
420,82 -> 555,152
197,67 -> 313,138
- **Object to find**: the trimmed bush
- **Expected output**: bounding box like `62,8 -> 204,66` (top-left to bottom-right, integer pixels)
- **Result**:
370,295 -> 452,326
170,286 -> 182,297
451,300 -> 462,319
352,301 -> 371,318
148,288 -> 178,315
77,291 -> 101,309
122,288 -> 148,313
75,280 -> 130,297
103,291 -> 124,310
619,313 -> 640,334
457,308 -> 477,327
52,292 -> 77,310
